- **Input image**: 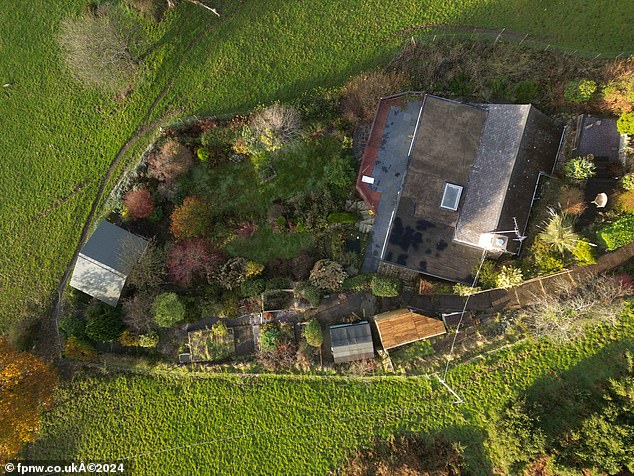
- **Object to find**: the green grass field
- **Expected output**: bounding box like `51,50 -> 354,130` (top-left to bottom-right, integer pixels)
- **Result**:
29,311 -> 634,474
1,0 -> 633,330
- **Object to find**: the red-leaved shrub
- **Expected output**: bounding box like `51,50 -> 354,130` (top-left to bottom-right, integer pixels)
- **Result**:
124,189 -> 154,219
169,196 -> 212,240
166,238 -> 224,287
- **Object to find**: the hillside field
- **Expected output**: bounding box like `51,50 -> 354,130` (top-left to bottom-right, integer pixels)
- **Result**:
28,310 -> 634,474
1,0 -> 633,330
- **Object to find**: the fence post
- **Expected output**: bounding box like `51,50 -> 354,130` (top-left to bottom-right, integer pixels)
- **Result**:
494,28 -> 505,44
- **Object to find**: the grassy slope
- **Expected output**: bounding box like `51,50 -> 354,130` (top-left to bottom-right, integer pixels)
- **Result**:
0,0 -> 632,329
29,313 -> 634,474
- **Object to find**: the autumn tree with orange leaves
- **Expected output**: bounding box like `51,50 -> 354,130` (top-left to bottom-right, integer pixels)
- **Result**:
0,338 -> 57,463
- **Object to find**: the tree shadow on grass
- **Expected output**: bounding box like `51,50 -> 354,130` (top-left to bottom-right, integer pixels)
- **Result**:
340,425 -> 494,475
522,339 -> 633,439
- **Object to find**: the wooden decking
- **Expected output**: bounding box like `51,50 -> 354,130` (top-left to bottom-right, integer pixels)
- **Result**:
374,308 -> 446,350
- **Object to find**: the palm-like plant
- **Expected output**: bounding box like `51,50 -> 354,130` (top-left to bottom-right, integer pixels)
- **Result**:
538,208 -> 580,255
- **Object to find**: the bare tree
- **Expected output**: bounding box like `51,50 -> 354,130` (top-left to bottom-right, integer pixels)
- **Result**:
250,103 -> 302,144
126,241 -> 166,291
122,293 -> 154,333
524,276 -> 628,343
58,4 -> 144,93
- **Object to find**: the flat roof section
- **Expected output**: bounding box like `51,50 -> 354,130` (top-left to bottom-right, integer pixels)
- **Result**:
576,115 -> 622,162
359,95 -> 424,273
374,308 -> 446,350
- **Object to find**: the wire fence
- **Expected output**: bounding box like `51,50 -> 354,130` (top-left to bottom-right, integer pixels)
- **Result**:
391,25 -> 634,59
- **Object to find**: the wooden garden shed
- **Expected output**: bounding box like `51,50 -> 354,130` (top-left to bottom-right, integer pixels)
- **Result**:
374,308 -> 446,350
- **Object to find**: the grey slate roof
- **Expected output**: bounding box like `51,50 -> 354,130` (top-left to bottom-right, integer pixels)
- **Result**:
330,321 -> 375,364
454,105 -> 531,248
382,95 -> 562,283
69,221 -> 148,306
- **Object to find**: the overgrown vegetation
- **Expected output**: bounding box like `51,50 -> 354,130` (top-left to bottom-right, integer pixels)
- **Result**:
2,0 -> 634,332
27,307 -> 634,474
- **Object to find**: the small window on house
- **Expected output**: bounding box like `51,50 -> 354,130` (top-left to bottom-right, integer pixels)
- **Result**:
440,183 -> 463,211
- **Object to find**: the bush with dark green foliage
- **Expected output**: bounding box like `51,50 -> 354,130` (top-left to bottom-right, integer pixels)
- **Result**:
59,314 -> 86,340
342,273 -> 374,292
447,72 -> 473,97
475,260 -> 498,289
524,240 -> 565,277
558,370 -> 634,474
85,302 -> 123,342
303,319 -> 323,348
296,283 -> 321,307
370,274 -> 401,297
327,212 -> 360,224
258,322 -> 283,352
598,214 -> 634,250
495,352 -> 634,476
240,279 -> 265,298
152,292 -> 185,327
324,155 -> 355,191
564,79 -> 597,103
514,80 -> 539,103
266,276 -> 292,291
617,111 -> 634,134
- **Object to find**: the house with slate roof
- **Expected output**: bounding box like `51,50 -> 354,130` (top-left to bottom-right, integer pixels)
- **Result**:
358,94 -> 563,283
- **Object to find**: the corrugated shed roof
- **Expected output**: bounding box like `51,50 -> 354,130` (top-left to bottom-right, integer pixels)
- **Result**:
330,321 -> 375,363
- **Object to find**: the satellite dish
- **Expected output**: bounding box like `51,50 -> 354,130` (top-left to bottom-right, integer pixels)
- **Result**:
592,193 -> 608,208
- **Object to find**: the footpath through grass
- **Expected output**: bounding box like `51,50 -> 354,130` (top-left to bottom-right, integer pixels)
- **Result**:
29,311 -> 634,474
1,0 -> 633,330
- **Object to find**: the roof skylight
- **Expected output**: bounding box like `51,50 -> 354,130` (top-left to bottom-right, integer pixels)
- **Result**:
440,183 -> 463,211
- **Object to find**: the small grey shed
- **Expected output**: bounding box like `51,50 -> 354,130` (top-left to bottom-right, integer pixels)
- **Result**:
69,221 -> 148,306
330,321 -> 375,364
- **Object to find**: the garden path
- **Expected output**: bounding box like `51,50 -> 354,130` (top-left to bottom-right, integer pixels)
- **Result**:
400,241 -> 634,314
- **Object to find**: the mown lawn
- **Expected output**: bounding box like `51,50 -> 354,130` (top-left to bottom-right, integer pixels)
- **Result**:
1,0 -> 633,330
29,311 -> 634,474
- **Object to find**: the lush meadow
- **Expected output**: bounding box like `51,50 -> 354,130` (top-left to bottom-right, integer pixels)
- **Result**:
1,0 -> 633,330
28,309 -> 634,474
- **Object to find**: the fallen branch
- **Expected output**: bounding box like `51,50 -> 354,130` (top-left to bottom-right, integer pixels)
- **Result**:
185,0 -> 220,16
